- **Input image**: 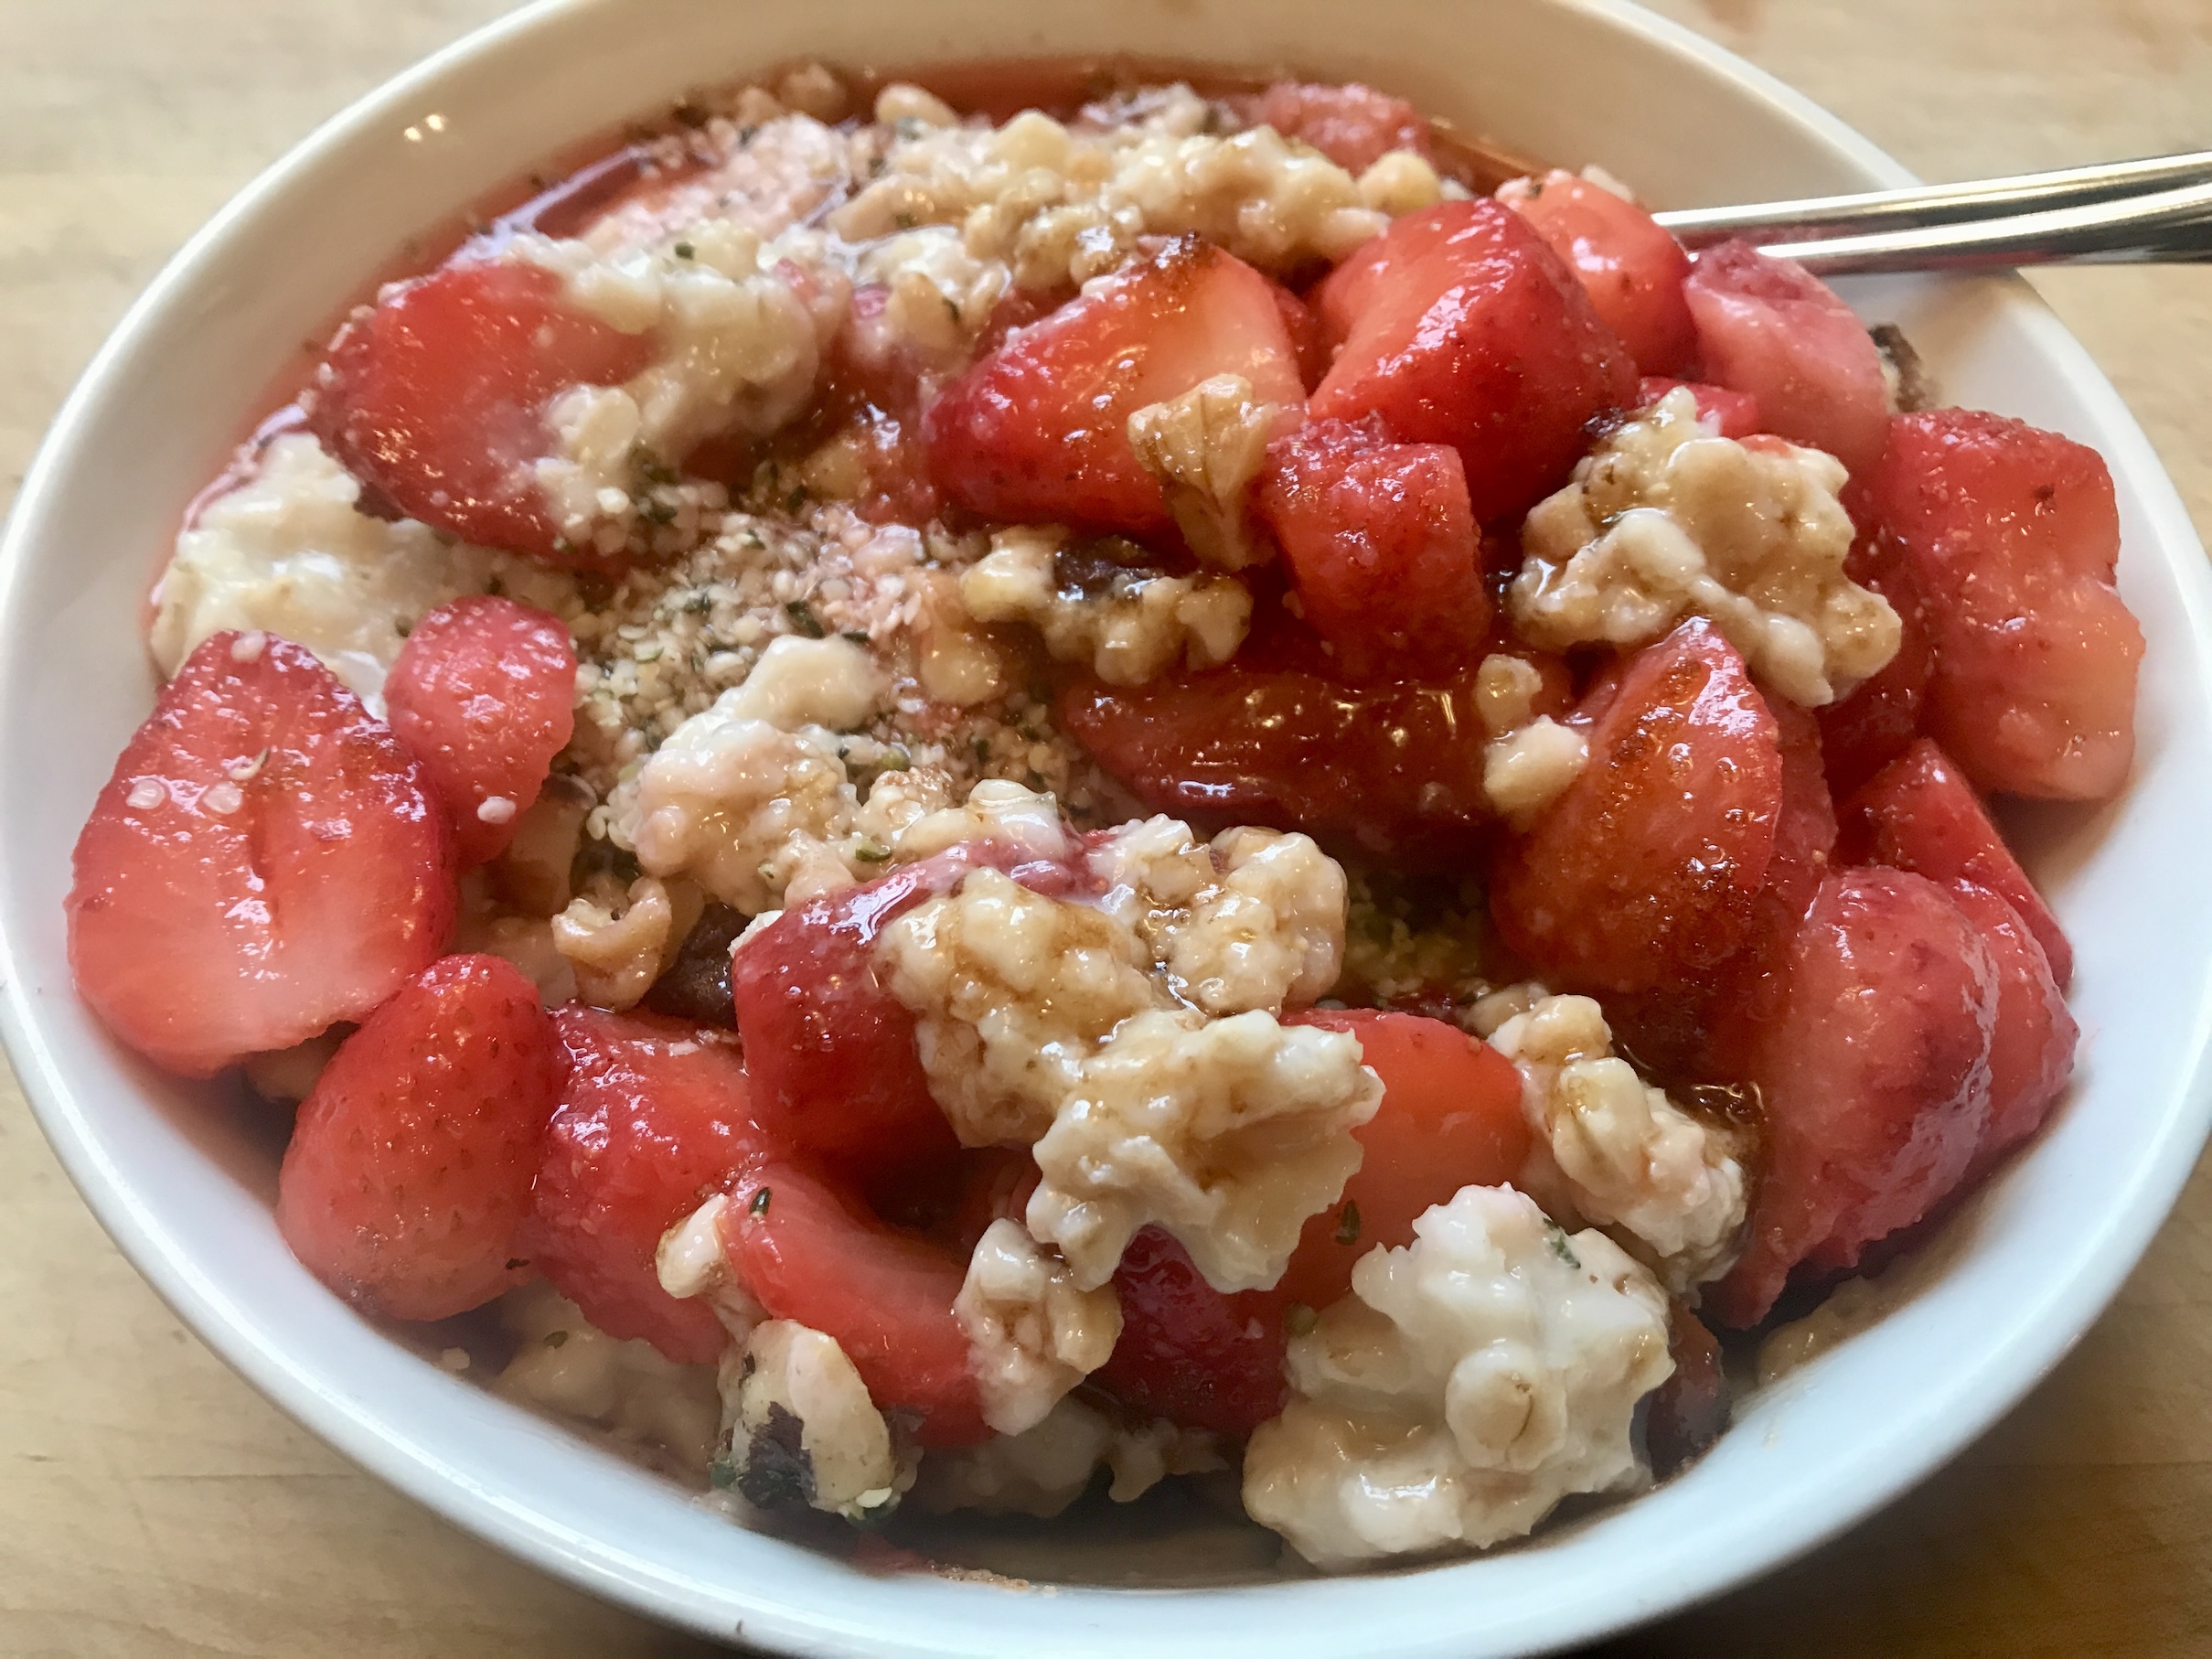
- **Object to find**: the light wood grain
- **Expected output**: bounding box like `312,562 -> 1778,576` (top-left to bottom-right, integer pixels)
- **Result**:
3,2 -> 2209,1654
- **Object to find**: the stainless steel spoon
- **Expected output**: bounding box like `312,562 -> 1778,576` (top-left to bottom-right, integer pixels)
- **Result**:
1651,150 -> 2212,273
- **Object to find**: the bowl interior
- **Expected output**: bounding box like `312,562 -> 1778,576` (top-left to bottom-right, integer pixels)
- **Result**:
5,1 -> 2212,1654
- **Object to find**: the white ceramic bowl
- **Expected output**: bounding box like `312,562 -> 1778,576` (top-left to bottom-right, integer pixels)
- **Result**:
7,1 -> 2212,1654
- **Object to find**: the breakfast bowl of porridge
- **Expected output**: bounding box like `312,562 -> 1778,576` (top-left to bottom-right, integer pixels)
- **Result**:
6,0 -> 2212,1653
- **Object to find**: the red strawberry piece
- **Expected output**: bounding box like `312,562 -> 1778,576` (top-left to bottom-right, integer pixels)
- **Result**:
1058,665 -> 1494,866
1638,376 -> 1761,438
1253,417 -> 1491,680
68,631 -> 455,1077
276,954 -> 562,1321
1277,1010 -> 1528,1310
1310,206 -> 1461,341
310,256 -> 657,561
1646,1302 -> 1728,1478
1093,1226 -> 1292,1439
1490,618 -> 1782,994
1815,519 -> 1935,797
1763,696 -> 1841,926
1682,241 -> 1889,476
1272,282 -> 1330,391
1840,737 -> 2072,990
1677,696 -> 1841,1086
922,236 -> 1307,537
1944,879 -> 2078,1179
721,1160 -> 989,1446
1235,80 -> 1433,174
1309,198 -> 1638,522
731,850 -> 1017,1184
525,1007 -> 772,1364
383,596 -> 577,867
1500,171 -> 1696,375
1856,409 -> 2143,800
1706,868 -> 1997,1327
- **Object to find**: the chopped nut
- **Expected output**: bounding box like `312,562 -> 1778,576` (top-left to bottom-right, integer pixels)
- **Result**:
882,853 -> 1376,1293
1485,990 -> 1748,1290
552,875 -> 680,1009
717,1320 -> 912,1521
655,1194 -> 769,1341
872,82 -> 958,129
954,1219 -> 1123,1434
1512,388 -> 1900,707
1025,1007 -> 1381,1292
1357,149 -> 1444,215
1125,375 -> 1287,570
1086,817 -> 1346,1014
958,527 -> 1251,686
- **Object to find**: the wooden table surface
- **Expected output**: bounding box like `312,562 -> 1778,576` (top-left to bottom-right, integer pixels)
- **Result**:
5,2 -> 2211,1653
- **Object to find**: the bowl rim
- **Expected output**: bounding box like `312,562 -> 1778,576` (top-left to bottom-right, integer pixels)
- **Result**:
5,1 -> 2211,1654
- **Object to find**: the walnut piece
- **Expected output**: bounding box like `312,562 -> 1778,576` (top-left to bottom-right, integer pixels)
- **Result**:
1482,988 -> 1749,1290
717,1320 -> 913,1521
1125,375 -> 1288,570
1511,388 -> 1900,707
954,1218 -> 1123,1434
958,528 -> 1250,686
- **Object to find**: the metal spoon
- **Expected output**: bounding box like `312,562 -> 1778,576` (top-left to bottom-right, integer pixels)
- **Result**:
1651,150 -> 2212,274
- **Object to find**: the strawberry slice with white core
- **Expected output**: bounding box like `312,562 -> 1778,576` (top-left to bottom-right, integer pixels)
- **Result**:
1682,241 -> 1890,476
68,631 -> 457,1076
310,257 -> 657,561
922,236 -> 1308,538
1499,170 -> 1697,376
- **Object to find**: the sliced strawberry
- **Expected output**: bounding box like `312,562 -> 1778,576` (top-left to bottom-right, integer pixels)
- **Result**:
1491,619 -> 1782,994
1311,209 -> 1459,341
310,256 -> 656,559
1277,1010 -> 1528,1310
1706,869 -> 1996,1327
1253,418 -> 1491,681
1857,409 -> 2143,800
1599,690 -> 1831,1083
1059,665 -> 1493,865
1093,1226 -> 1292,1439
1273,283 -> 1330,391
525,1007 -> 770,1364
1664,696 -> 1840,1086
1815,521 -> 1935,797
923,237 -> 1307,536
721,1160 -> 988,1446
1764,697 -> 1841,926
1499,172 -> 1695,375
731,851 -> 1000,1184
68,631 -> 455,1077
1235,80 -> 1433,174
1945,879 -> 2077,1178
1638,376 -> 1761,438
276,955 -> 561,1322
1309,199 -> 1638,522
1682,241 -> 1889,476
383,596 -> 577,867
1840,737 -> 2072,990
